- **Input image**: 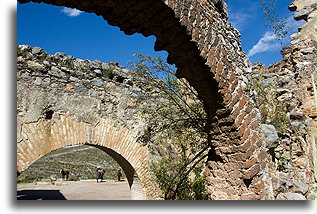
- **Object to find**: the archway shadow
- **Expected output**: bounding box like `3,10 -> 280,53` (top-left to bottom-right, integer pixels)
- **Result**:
89,145 -> 136,189
17,190 -> 67,200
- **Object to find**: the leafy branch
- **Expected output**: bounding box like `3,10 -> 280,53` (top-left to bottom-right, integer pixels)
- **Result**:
261,0 -> 289,44
128,54 -> 209,200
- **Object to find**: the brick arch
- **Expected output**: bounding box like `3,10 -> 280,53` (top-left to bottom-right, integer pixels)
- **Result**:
18,0 -> 270,199
17,116 -> 155,199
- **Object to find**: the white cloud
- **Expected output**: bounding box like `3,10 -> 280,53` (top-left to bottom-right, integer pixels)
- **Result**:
247,31 -> 281,57
229,12 -> 252,32
61,7 -> 83,17
286,15 -> 305,33
247,15 -> 305,58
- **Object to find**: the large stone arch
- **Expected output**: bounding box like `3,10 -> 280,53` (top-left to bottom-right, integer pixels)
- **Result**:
18,0 -> 272,199
17,116 -> 152,199
17,42 -> 161,199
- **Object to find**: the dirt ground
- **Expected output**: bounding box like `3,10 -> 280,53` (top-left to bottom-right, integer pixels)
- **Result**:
17,179 -> 132,200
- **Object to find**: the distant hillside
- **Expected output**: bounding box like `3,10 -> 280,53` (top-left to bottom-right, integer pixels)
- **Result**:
18,145 -> 125,183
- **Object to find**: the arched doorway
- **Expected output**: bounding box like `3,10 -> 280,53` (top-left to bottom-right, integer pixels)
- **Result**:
18,144 -> 146,200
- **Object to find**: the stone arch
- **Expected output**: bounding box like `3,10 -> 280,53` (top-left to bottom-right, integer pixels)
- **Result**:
17,116 -> 154,199
18,0 -> 271,199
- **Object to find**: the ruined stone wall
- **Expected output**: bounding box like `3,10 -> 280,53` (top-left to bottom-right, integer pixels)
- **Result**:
17,45 -> 160,199
17,0 -> 315,200
249,0 -> 316,200
17,0 -> 270,200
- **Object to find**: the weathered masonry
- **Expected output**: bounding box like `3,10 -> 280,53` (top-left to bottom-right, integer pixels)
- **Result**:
17,0 -> 316,199
17,45 -> 157,199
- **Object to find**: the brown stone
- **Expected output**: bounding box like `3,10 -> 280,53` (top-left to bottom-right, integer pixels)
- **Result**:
250,132 -> 260,144
215,45 -> 222,60
253,180 -> 265,193
238,95 -> 247,109
228,169 -> 241,178
224,162 -> 242,171
235,139 -> 252,152
245,104 -> 253,114
242,157 -> 257,169
257,150 -> 268,162
66,83 -> 74,91
249,120 -> 260,130
210,60 -> 218,74
219,80 -> 230,94
218,146 -> 233,154
207,47 -> 216,66
243,164 -> 261,179
229,79 -> 240,96
228,84 -> 243,108
241,192 -> 259,200
237,121 -> 248,138
255,136 -> 265,147
259,159 -> 267,170
215,61 -> 224,81
259,191 -> 265,200
228,151 -> 252,162
244,112 -> 256,127
245,145 -> 255,158
231,106 -> 241,119
223,89 -> 233,105
235,111 -> 247,128
241,127 -> 251,143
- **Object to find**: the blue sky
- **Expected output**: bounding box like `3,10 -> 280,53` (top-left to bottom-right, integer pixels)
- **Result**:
226,0 -> 304,65
17,1 -> 303,67
17,2 -> 165,67
1,2 -> 314,213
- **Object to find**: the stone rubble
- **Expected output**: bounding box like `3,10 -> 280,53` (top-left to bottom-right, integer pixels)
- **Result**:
249,0 -> 316,200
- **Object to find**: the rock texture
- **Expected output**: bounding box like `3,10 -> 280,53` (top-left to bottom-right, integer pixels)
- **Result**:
18,0 -> 270,200
250,0 -> 316,200
17,45 -> 159,199
17,0 -> 315,200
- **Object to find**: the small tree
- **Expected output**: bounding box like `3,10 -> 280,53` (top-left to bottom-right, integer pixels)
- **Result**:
129,54 -> 209,200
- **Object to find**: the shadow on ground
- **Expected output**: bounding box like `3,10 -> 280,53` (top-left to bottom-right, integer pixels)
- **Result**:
17,190 -> 67,200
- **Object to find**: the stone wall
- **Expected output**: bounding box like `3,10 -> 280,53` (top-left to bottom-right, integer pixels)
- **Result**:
17,45 -> 160,199
249,0 -> 316,200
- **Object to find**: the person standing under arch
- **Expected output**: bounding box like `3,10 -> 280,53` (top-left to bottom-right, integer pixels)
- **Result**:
117,169 -> 122,181
96,166 -> 105,182
60,169 -> 70,181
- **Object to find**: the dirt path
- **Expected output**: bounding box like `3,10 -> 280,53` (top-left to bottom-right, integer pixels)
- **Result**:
17,179 -> 132,200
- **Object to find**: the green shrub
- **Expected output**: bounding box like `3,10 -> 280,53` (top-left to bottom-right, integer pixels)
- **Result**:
102,68 -> 114,78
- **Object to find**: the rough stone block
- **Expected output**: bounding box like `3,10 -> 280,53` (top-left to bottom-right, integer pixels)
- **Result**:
235,110 -> 247,128
276,192 -> 306,200
215,61 -> 224,81
249,120 -> 260,130
242,157 -> 257,169
235,139 -> 252,153
240,192 -> 259,200
253,180 -> 265,193
242,164 -> 261,179
229,86 -> 243,110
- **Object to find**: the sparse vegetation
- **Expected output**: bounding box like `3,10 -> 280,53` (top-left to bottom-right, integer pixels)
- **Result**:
102,68 -> 115,79
129,54 -> 209,200
261,0 -> 289,44
249,74 -> 290,133
18,145 -> 125,183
